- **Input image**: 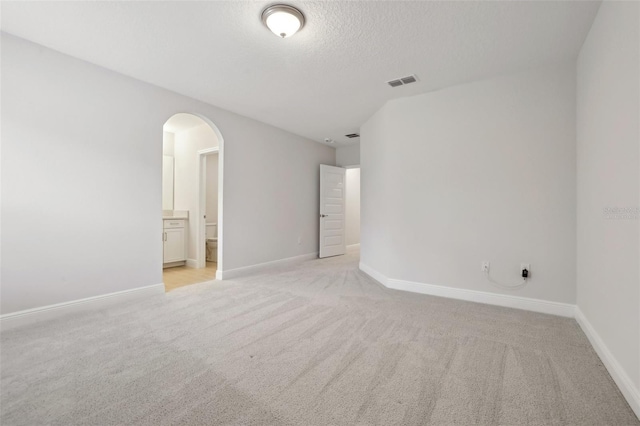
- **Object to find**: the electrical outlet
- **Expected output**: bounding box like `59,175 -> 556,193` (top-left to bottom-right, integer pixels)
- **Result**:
521,263 -> 530,277
297,236 -> 302,245
481,261 -> 490,272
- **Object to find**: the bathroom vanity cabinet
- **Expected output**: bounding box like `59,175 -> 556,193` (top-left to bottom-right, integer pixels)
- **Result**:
163,219 -> 186,266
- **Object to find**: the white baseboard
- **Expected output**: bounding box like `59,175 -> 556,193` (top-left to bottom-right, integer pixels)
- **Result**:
186,258 -> 198,268
219,252 -> 318,280
359,262 -> 574,317
347,243 -> 361,249
575,307 -> 640,418
163,260 -> 185,268
386,278 -> 576,317
0,283 -> 165,331
359,262 -> 388,286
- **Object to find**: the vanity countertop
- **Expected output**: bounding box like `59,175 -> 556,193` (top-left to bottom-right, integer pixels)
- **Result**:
162,210 -> 189,220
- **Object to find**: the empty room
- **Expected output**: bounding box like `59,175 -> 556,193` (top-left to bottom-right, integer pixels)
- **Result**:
1,1 -> 639,425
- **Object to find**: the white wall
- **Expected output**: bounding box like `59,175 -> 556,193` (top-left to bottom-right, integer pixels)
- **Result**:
173,123 -> 218,260
206,153 -> 219,234
1,34 -> 335,314
345,168 -> 360,246
361,107 -> 392,278
576,0 -> 640,399
162,131 -> 175,156
337,144 -> 361,246
336,143 -> 360,167
162,131 -> 176,211
361,62 -> 577,303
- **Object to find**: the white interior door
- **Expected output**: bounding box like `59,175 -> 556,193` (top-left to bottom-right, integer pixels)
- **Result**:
319,165 -> 346,258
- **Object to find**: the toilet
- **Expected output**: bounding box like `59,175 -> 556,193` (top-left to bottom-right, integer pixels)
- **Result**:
206,223 -> 218,263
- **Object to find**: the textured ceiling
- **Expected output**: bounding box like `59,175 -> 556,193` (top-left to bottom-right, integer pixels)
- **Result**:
1,1 -> 600,146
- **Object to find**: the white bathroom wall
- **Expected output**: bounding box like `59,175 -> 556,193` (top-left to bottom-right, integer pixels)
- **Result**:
345,168 -> 360,246
576,0 -> 639,408
173,123 -> 219,261
162,131 -> 176,211
361,62 -> 577,304
163,131 -> 175,156
336,143 -> 360,167
1,34 -> 335,314
161,156 -> 174,211
206,154 -> 219,232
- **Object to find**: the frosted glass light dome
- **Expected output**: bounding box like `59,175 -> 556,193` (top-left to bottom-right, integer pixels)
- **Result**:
261,5 -> 305,38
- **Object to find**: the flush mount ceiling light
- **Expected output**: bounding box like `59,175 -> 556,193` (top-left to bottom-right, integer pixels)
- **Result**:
261,4 -> 305,38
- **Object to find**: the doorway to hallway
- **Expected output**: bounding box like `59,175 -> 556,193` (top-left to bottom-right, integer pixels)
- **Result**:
318,164 -> 360,258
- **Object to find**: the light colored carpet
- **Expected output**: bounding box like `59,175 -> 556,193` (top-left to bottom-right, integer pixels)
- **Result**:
1,248 -> 638,425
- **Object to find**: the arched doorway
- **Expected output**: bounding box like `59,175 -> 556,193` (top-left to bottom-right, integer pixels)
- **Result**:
161,113 -> 224,291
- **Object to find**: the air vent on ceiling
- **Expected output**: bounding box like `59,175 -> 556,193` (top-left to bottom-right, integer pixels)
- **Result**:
345,133 -> 360,138
387,74 -> 418,88
401,75 -> 417,84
